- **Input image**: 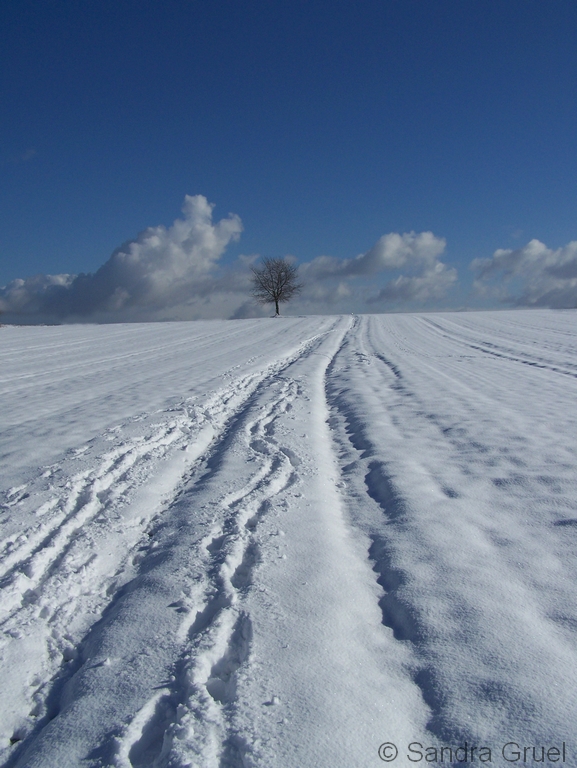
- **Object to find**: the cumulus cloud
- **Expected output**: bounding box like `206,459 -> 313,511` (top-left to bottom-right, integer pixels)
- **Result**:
368,260 -> 457,303
299,231 -> 456,306
0,197 -> 458,322
472,239 -> 577,308
0,195 -> 243,321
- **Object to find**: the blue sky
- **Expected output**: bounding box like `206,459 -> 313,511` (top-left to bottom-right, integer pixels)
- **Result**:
1,0 -> 577,320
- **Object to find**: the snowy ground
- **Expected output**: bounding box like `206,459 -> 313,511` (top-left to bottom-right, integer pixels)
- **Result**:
1,310 -> 576,767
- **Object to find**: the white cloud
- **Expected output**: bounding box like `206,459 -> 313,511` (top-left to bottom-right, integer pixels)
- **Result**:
353,231 -> 447,275
299,231 -> 456,306
0,273 -> 74,314
0,199 -> 458,322
0,195 -> 243,321
368,260 -> 458,304
472,239 -> 577,308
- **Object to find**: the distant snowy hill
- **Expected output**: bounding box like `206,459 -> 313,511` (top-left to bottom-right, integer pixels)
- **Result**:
1,311 -> 576,767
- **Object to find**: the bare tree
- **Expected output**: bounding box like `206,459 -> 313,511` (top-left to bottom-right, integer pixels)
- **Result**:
251,257 -> 303,316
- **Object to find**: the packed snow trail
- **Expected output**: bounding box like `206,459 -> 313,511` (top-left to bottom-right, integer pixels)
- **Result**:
1,311 -> 577,766
325,314 -> 577,748
2,317 -> 429,767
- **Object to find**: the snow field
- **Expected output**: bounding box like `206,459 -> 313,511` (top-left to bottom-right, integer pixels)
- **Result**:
1,310 -> 577,766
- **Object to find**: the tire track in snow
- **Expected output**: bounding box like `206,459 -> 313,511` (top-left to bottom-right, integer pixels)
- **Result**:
0,328 -> 337,765
337,321 -> 510,742
0,331 -> 326,613
11,315 -> 433,767
325,314 -> 577,748
4,328 -> 338,768
0,367 -> 262,622
0,421 -> 186,616
420,316 -> 577,378
118,378 -> 300,768
324,316 -> 458,742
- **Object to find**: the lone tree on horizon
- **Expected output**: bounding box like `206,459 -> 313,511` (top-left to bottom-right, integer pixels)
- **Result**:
251,257 -> 303,316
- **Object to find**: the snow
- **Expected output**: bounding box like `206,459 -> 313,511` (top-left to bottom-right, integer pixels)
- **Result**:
1,310 -> 576,767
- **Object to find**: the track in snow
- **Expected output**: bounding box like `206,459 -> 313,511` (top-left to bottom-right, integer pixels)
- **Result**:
119,376 -> 302,768
2,310 -> 577,767
1,322 -> 345,767
325,314 -> 577,747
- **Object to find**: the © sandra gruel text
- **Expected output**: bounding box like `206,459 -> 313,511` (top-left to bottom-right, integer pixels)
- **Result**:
378,741 -> 568,763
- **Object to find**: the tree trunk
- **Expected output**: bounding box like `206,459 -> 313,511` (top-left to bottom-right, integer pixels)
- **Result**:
275,298 -> 279,315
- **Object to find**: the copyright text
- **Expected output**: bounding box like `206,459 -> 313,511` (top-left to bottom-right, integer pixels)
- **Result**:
377,741 -> 568,763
